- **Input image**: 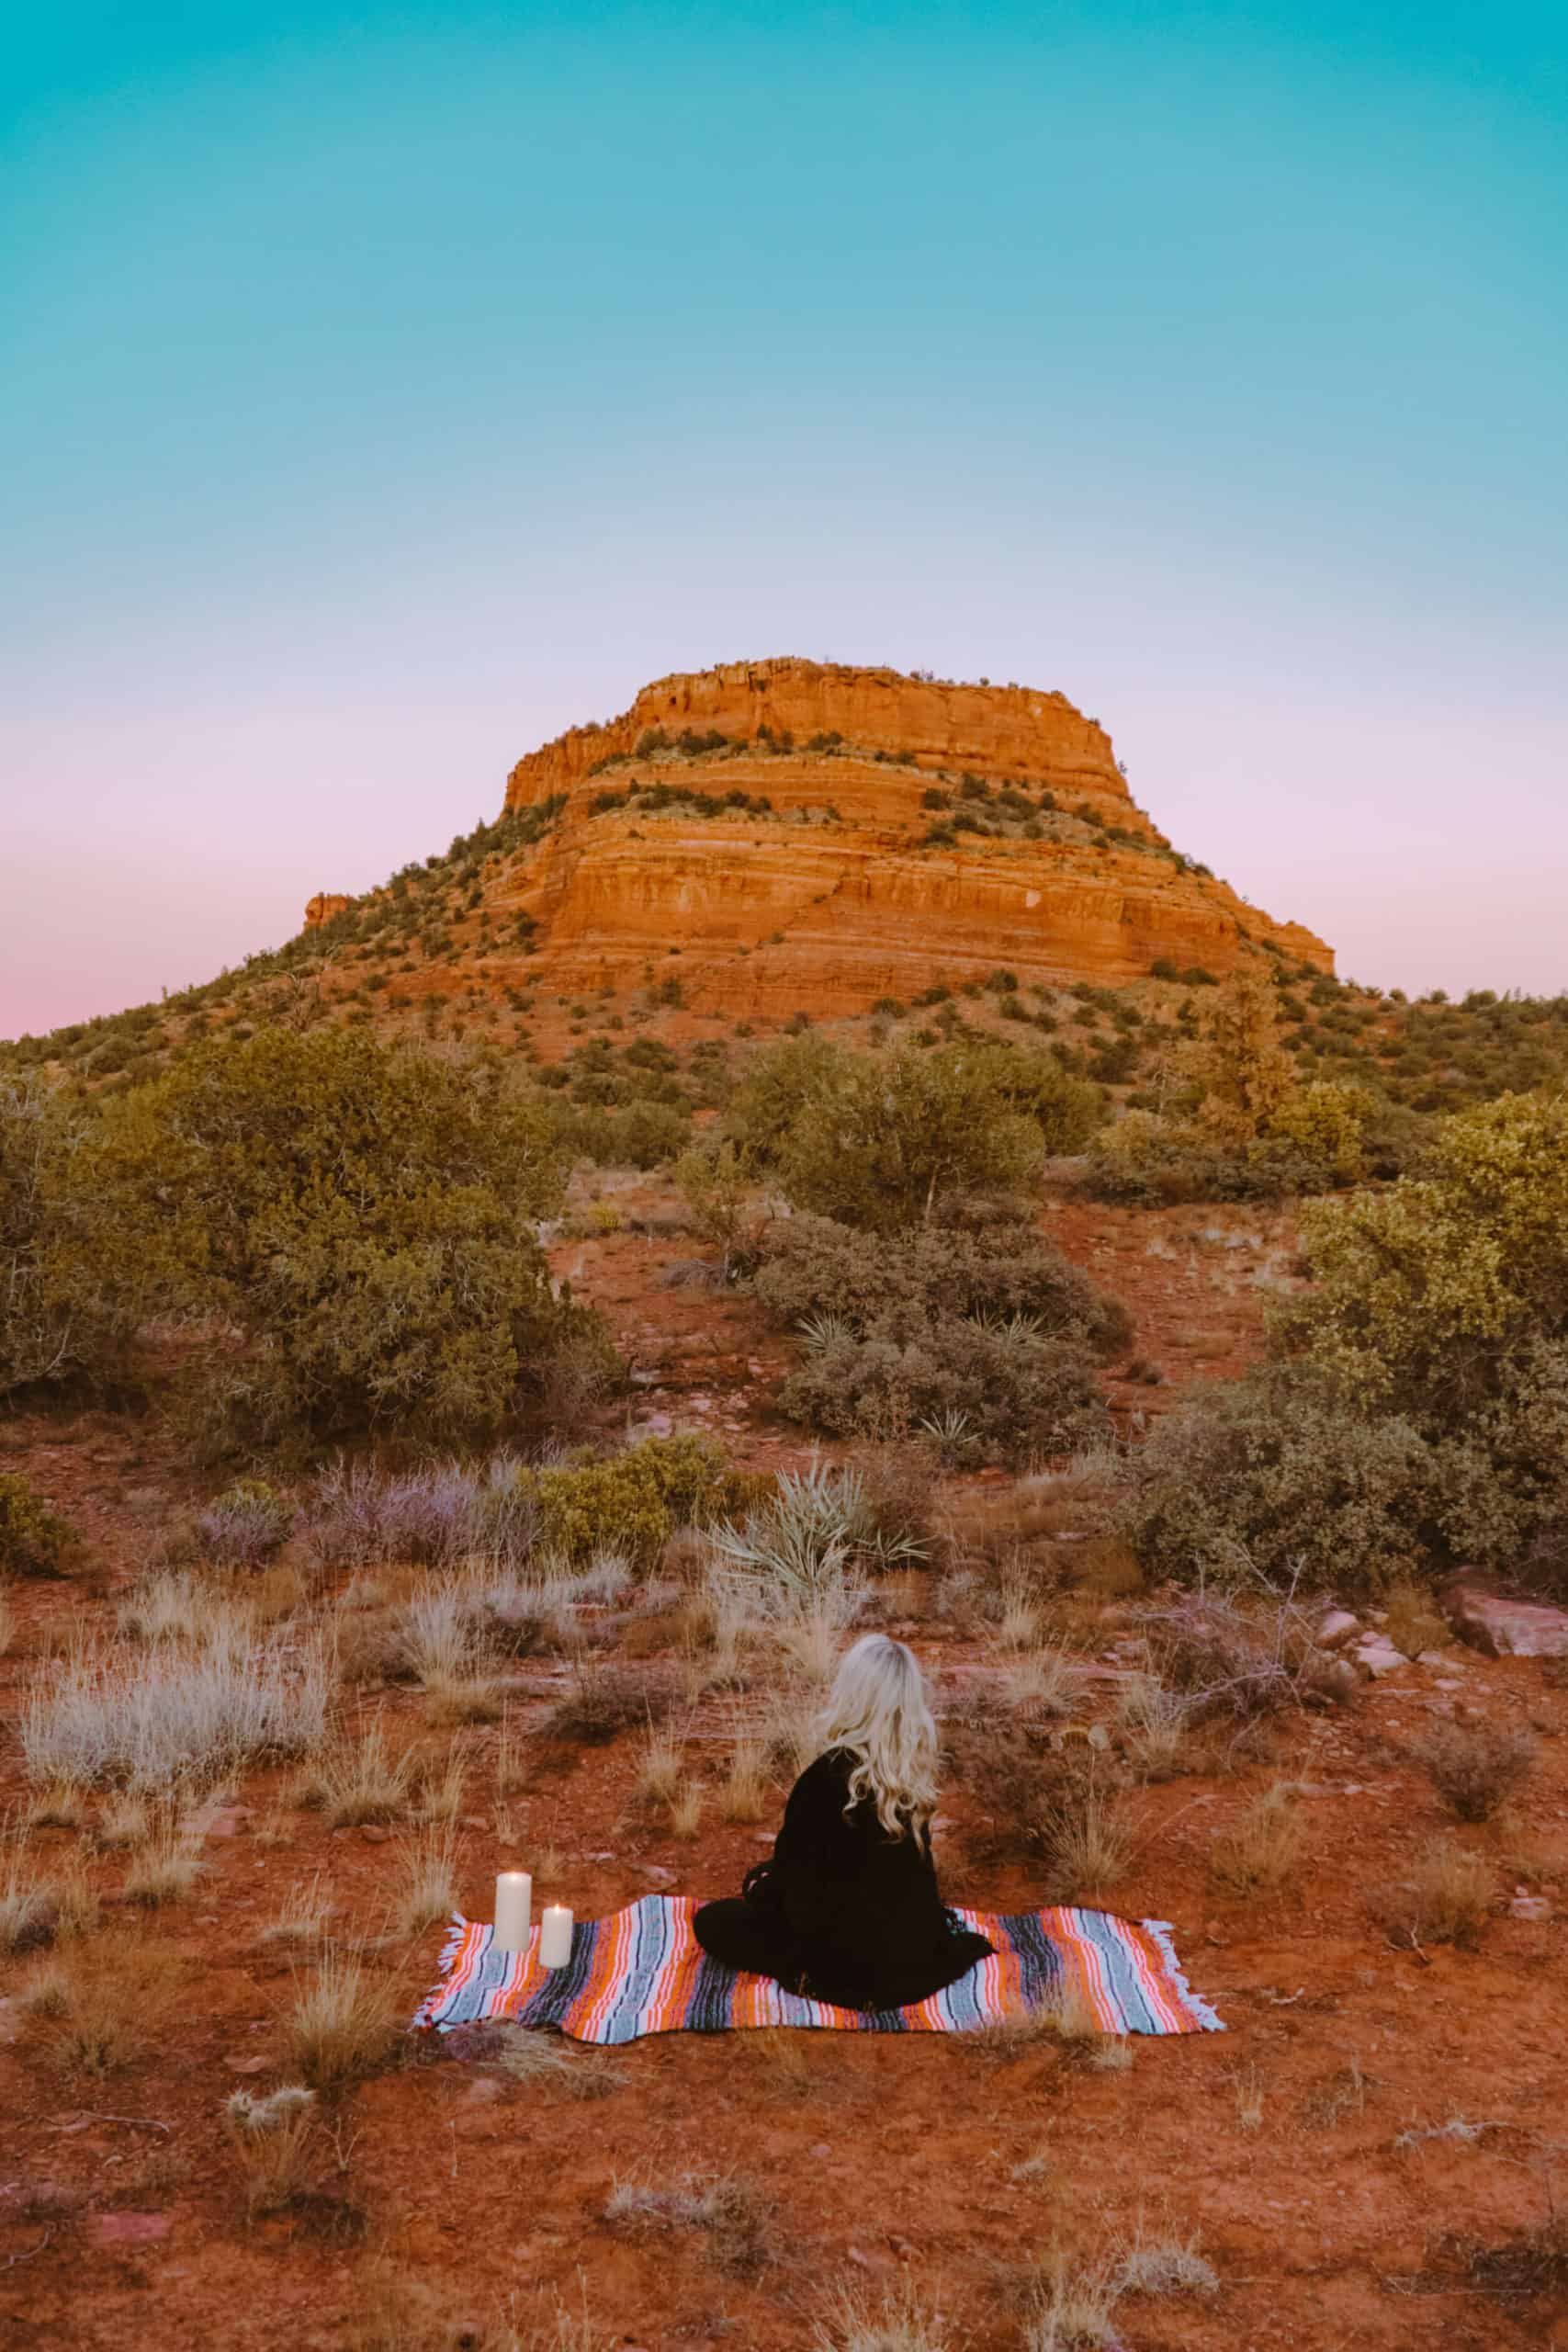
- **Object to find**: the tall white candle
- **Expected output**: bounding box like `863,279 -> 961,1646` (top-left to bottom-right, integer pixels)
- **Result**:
493,1870 -> 532,1952
538,1904 -> 573,1970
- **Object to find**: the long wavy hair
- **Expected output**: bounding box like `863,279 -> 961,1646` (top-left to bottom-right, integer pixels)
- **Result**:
814,1634 -> 940,1841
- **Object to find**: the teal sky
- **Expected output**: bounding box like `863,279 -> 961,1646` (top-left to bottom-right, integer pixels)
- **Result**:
4,2 -> 1566,1030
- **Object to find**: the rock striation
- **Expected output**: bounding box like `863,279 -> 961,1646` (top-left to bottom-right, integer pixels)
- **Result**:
307,660 -> 1332,1017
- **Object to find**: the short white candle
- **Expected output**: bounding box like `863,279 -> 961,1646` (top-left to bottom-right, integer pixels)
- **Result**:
493,1870 -> 532,1952
538,1904 -> 574,1970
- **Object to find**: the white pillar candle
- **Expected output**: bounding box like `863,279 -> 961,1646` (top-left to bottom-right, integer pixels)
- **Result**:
538,1904 -> 574,1970
493,1870 -> 532,1952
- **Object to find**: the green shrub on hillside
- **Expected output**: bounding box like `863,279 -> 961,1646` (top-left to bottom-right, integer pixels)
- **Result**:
1118,1374 -> 1430,1593
0,1472 -> 76,1577
770,1044 -> 1047,1230
1280,1091 -> 1568,1419
0,1075 -> 129,1397
520,1434 -> 761,1564
753,1206 -> 1128,1463
1122,1092 -> 1568,1594
64,1029 -> 599,1450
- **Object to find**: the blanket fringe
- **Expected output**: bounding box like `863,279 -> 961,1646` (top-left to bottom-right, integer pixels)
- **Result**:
1140,1917 -> 1227,2033
410,1911 -> 472,2033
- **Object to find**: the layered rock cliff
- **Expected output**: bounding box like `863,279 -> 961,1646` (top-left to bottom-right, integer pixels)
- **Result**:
305,660 -> 1332,1019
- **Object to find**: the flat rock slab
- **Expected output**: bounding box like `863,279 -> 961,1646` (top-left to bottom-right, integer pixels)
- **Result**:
1441,1576 -> 1568,1659
92,2211 -> 171,2246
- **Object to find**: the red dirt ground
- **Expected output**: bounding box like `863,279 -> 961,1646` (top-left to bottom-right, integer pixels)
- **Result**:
2,1200 -> 1565,2351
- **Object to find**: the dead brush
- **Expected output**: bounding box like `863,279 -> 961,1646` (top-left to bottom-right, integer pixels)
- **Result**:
1414,1720 -> 1534,1823
1117,1673 -> 1193,1781
811,2277 -> 958,2352
224,2084 -> 320,2220
604,2167 -> 776,2277
1209,1781 -> 1305,1897
284,1950 -> 401,2088
542,1662 -> 675,1747
493,2026 -> 625,2099
721,1734 -> 769,1823
1374,1836 -> 1494,1951
122,1814 -> 207,1907
392,1823 -> 459,1936
633,1718 -> 686,1807
1145,1586 -> 1348,1731
38,1930 -> 182,2075
943,1698 -> 1097,1868
1382,1578 -> 1450,1661
296,1718 -> 418,1826
1043,1772 -> 1132,1900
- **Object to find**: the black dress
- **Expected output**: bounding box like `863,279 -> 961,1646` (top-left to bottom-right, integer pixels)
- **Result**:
693,1746 -> 993,2009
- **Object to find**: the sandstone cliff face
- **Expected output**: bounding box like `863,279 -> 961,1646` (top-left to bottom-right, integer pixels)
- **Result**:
489,662 -> 1331,1011
303,892 -> 353,929
505,658 -> 1136,823
304,662 -> 1332,1016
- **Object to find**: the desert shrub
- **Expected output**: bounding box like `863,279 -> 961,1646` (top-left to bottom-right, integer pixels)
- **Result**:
709,1458 -> 926,1610
1145,1590 -> 1351,1720
1087,1085 -> 1370,1205
1280,1091 -> 1568,1421
1118,1371 -> 1430,1593
65,1028 -> 593,1448
722,1032 -> 849,1170
552,1097 -> 692,1168
520,1435 -> 758,1566
300,1454 -> 538,1572
755,1207 -> 1128,1351
772,1044 -> 1046,1229
0,1074 -> 125,1395
0,1471 -> 76,1577
543,1662 -> 676,1746
756,1208 -> 1125,1464
1374,1837 -> 1493,1950
197,1477 -> 294,1567
23,1627 -> 331,1788
1414,1721 -> 1534,1822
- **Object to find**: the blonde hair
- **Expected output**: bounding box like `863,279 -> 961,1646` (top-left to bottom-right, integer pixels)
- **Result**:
815,1634 -> 940,1840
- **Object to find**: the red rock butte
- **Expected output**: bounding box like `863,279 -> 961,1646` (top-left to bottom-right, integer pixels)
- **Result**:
310,659 -> 1332,1013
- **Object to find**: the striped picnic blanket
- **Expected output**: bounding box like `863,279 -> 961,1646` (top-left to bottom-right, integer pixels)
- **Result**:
412,1895 -> 1224,2044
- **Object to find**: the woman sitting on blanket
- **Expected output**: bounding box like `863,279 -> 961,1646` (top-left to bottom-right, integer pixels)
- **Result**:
694,1633 -> 993,2009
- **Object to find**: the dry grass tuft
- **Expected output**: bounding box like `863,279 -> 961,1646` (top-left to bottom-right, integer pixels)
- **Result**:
393,1823 -> 459,1937
38,1932 -> 183,2075
284,1951 -> 401,2087
668,1783 -> 705,1839
1021,2244 -> 1122,2349
1375,1836 -> 1494,1951
298,1719 -> 418,1827
1043,1777 -> 1132,1900
544,1663 -> 674,1747
1209,1781 -> 1305,1896
604,2167 -> 776,2276
24,1627 -> 329,1790
634,1721 -> 685,1805
224,2084 -> 320,2219
494,2026 -> 625,2098
1382,1579 -> 1450,1661
1414,1720 -> 1534,1823
720,1735 -> 769,1823
811,2278 -> 958,2352
122,1816 -> 207,1907
1117,1673 -> 1193,1781
262,1872 -> 334,1946
1111,2217 -> 1218,2299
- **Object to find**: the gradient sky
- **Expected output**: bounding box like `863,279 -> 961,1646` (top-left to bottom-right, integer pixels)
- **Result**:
4,1 -> 1565,1034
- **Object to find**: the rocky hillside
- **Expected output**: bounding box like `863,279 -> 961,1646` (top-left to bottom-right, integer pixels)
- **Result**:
305,659 -> 1332,1018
